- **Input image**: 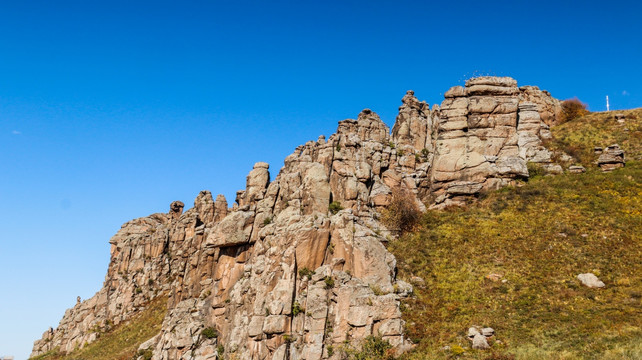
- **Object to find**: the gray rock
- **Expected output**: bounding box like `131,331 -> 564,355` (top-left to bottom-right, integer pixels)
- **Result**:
598,144 -> 625,171
568,165 -> 586,174
472,334 -> 490,349
577,273 -> 605,288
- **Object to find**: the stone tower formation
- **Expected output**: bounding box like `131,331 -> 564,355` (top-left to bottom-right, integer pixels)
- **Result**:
32,77 -> 562,360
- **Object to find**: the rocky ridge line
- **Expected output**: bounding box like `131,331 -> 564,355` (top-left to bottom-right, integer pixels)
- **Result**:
32,77 -> 563,360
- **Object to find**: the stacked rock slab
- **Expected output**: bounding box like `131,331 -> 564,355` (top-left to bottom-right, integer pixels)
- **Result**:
31,76 -> 562,360
430,77 -> 559,207
598,144 -> 625,171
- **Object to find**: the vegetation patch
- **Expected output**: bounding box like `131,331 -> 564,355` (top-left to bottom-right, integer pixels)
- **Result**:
29,296 -> 168,360
341,335 -> 394,360
329,201 -> 344,214
548,108 -> 642,165
390,162 -> 642,359
380,188 -> 421,235
201,327 -> 218,339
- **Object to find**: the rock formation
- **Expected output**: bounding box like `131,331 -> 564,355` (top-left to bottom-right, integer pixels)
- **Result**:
31,77 -> 562,360
598,144 -> 625,171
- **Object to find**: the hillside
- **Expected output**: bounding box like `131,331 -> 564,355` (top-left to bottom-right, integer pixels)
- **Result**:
390,109 -> 642,359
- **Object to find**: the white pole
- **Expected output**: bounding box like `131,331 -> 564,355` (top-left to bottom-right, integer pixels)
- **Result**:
606,95 -> 610,111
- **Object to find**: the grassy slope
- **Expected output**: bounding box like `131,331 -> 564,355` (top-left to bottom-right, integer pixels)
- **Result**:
30,296 -> 167,360
548,108 -> 642,164
390,110 -> 642,360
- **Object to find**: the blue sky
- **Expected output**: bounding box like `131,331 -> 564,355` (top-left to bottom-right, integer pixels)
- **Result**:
1,1 -> 641,358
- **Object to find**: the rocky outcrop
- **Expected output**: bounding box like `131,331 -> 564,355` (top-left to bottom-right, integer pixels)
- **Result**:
430,77 -> 560,207
31,77 -> 563,360
598,144 -> 625,171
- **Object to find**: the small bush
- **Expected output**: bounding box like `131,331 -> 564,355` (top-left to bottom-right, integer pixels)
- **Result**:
283,334 -> 294,343
380,188 -> 421,234
560,97 -> 589,123
526,162 -> 545,178
216,344 -> 225,356
324,276 -> 335,289
327,344 -> 334,357
369,284 -> 385,296
298,267 -> 314,279
292,301 -> 303,316
263,217 -> 272,226
329,201 -> 344,214
350,335 -> 393,360
137,349 -> 153,360
201,327 -> 218,339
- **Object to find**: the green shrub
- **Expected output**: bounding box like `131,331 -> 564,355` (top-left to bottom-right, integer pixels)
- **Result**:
216,344 -> 224,356
329,201 -> 344,214
201,327 -> 218,339
298,267 -> 314,279
345,335 -> 392,360
283,334 -> 294,343
526,162 -> 545,178
137,349 -> 153,360
324,276 -> 335,289
292,301 -> 303,316
263,217 -> 272,226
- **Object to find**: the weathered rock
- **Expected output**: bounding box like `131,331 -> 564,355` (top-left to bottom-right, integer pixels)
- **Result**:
169,201 -> 184,219
598,144 -> 625,171
430,77 -> 562,207
467,326 -> 493,350
577,273 -> 605,288
392,90 -> 431,151
568,165 -> 586,174
32,76 -> 564,360
472,334 -> 490,349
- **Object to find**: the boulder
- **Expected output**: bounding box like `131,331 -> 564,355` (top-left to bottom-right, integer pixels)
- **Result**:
577,273 -> 605,288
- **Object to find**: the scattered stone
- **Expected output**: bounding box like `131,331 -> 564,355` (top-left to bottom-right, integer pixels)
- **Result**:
481,327 -> 495,337
568,165 -> 586,174
615,113 -> 626,123
485,273 -> 503,282
577,273 -> 605,288
409,276 -> 426,287
542,163 -> 564,175
598,144 -> 625,171
467,326 -> 494,350
594,147 -> 603,155
472,334 -> 490,350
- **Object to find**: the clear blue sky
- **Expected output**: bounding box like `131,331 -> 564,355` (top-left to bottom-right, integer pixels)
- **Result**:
1,1 -> 640,358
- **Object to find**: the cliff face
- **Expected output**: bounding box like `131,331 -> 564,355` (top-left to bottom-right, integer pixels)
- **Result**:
32,77 -> 562,360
